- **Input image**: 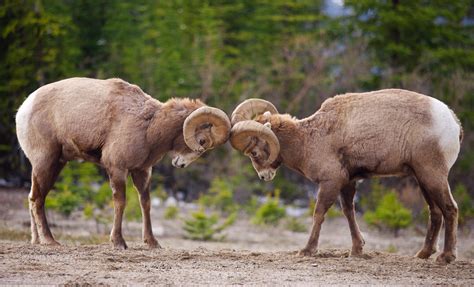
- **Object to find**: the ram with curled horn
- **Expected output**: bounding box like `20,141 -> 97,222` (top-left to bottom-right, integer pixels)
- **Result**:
230,90 -> 463,264
16,77 -> 231,249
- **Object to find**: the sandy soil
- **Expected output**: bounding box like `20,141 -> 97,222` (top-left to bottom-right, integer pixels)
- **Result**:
1,188 -> 473,285
1,241 -> 473,285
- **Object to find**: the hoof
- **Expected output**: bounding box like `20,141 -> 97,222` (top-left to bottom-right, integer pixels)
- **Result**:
297,248 -> 316,257
41,239 -> 61,246
145,238 -> 161,249
350,248 -> 364,257
112,238 -> 128,250
436,252 -> 456,264
415,248 -> 435,259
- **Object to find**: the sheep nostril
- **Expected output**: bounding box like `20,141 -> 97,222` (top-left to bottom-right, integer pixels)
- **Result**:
179,163 -> 185,168
260,175 -> 264,180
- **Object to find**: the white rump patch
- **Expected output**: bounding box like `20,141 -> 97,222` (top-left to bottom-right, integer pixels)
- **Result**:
16,90 -> 38,158
430,98 -> 461,169
16,91 -> 37,125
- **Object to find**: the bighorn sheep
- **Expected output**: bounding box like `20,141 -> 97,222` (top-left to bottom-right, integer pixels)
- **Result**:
16,77 -> 231,249
230,89 -> 463,263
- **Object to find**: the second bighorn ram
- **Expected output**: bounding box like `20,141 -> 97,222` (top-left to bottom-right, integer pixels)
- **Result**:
16,77 -> 231,249
230,89 -> 462,263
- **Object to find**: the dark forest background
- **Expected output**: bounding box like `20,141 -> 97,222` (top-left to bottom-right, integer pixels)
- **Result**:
1,0 -> 473,205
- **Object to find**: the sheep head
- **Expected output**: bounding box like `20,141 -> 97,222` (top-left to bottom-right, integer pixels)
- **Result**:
230,99 -> 281,181
171,106 -> 231,168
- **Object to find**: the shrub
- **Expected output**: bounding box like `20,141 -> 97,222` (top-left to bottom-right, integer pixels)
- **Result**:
307,198 -> 316,216
46,161 -> 115,221
183,210 -> 236,241
47,161 -> 101,217
45,188 -> 81,217
164,205 -> 179,220
83,202 -> 112,234
271,173 -> 301,201
453,184 -> 474,228
307,198 -> 342,219
326,205 -> 343,219
125,178 -> 142,221
386,244 -> 398,253
252,190 -> 286,226
360,179 -> 389,212
199,177 -> 237,214
154,184 -> 168,201
364,192 -> 412,237
243,196 -> 259,215
285,217 -> 306,232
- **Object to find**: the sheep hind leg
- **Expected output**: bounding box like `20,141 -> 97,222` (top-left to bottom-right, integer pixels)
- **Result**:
414,185 -> 443,259
298,180 -> 343,257
29,157 -> 65,245
415,168 -> 458,264
340,181 -> 365,256
131,169 -> 161,249
107,168 -> 128,250
29,209 -> 39,244
433,181 -> 458,264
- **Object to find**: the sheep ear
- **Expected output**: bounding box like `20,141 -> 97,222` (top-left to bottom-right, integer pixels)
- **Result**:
263,122 -> 272,129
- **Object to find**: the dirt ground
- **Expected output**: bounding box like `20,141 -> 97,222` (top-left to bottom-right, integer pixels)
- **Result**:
1,188 -> 473,285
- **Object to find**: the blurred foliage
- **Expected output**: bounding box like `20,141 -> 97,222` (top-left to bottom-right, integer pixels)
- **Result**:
154,184 -> 168,202
345,0 -> 474,75
46,162 -> 144,230
164,205 -> 179,220
364,192 -> 413,237
307,197 -> 342,219
252,189 -> 286,226
46,162 -> 102,217
285,217 -> 307,233
307,198 -> 316,216
326,205 -> 343,219
2,0 -> 473,207
414,204 -> 430,226
386,244 -> 398,254
45,188 -> 81,217
183,209 -> 236,241
124,178 -> 142,222
243,196 -> 260,216
453,183 -> 474,228
199,177 -> 238,214
83,201 -> 112,234
359,179 -> 389,212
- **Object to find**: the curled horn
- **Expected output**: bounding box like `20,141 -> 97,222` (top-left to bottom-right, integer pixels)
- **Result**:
230,120 -> 280,164
183,107 -> 231,152
231,98 -> 278,125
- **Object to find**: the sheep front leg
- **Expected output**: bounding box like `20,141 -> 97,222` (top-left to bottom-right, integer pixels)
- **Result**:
108,168 -> 128,249
298,180 -> 343,256
131,168 -> 161,249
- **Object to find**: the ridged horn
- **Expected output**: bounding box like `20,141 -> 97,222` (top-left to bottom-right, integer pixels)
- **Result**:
183,106 -> 231,152
231,99 -> 278,125
230,120 -> 280,164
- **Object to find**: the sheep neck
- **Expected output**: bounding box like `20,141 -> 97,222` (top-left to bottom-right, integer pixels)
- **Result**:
270,116 -> 306,176
146,98 -> 204,156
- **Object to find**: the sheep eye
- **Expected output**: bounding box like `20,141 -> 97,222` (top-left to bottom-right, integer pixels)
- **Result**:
251,151 -> 257,157
199,139 -> 206,146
